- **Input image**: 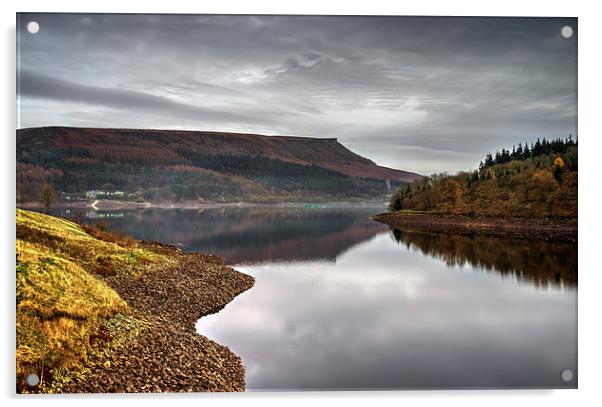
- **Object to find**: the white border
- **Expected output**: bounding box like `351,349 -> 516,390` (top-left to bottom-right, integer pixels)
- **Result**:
3,1 -> 601,406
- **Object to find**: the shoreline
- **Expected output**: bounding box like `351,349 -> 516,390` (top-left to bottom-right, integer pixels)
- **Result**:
63,242 -> 255,393
371,211 -> 577,242
18,199 -> 388,211
18,200 -> 255,211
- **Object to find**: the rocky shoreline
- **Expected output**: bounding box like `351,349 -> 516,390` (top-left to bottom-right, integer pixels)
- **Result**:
62,243 -> 255,393
371,212 -> 577,242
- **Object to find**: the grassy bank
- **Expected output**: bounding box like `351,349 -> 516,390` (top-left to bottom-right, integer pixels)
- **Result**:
16,209 -> 254,393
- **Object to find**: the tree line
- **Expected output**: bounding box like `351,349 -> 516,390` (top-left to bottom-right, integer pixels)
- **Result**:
479,135 -> 577,170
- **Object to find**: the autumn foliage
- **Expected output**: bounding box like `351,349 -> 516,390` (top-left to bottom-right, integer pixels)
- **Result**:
389,144 -> 577,218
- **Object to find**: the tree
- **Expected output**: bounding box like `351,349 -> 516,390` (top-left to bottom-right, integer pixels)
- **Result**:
17,183 -> 28,206
533,138 -> 542,156
388,189 -> 404,212
567,134 -> 575,147
553,157 -> 565,182
440,178 -> 462,209
39,183 -> 57,214
494,151 -> 502,165
554,156 -> 565,168
523,142 -> 530,159
527,170 -> 559,204
392,196 -> 403,211
484,153 -> 494,167
469,170 -> 479,184
102,183 -> 116,192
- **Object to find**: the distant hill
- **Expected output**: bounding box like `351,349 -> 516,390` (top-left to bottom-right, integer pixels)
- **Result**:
16,126 -> 422,203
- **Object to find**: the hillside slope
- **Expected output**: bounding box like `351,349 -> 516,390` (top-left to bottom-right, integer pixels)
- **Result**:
388,145 -> 577,219
17,127 -> 422,203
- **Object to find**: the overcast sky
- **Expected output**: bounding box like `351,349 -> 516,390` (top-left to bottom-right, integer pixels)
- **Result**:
17,14 -> 577,174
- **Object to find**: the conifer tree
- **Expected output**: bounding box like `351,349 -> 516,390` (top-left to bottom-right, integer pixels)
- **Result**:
523,142 -> 530,159
484,153 -> 494,167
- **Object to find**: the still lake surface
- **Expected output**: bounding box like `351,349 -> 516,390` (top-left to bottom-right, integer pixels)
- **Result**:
52,205 -> 577,390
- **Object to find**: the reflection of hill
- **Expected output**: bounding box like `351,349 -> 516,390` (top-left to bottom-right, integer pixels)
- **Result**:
206,222 -> 386,265
391,229 -> 577,287
76,207 -> 388,264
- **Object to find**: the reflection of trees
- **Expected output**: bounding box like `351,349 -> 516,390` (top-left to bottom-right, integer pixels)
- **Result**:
392,229 -> 577,287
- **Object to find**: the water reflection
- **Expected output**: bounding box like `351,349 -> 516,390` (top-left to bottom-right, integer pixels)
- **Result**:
199,233 -> 577,390
391,229 -> 577,288
49,206 -> 387,264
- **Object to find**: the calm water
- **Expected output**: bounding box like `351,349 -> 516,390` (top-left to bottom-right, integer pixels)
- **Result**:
51,205 -> 577,390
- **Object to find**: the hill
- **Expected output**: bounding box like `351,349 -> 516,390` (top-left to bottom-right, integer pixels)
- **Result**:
16,127 -> 422,203
388,139 -> 577,219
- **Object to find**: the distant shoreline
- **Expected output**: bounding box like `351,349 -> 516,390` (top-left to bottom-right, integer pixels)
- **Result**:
18,199 -> 388,211
371,211 -> 577,242
18,200 -> 252,210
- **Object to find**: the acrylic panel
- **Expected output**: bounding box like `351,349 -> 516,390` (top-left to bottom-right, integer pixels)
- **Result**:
16,14 -> 577,393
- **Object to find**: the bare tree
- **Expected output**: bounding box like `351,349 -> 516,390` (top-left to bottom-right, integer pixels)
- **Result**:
17,183 -> 28,206
39,183 -> 57,214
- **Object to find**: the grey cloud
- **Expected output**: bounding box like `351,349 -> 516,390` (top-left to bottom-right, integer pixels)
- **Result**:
18,69 -> 274,126
16,14 -> 577,174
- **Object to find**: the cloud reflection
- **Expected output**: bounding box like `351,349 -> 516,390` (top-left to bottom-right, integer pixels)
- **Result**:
198,233 -> 577,389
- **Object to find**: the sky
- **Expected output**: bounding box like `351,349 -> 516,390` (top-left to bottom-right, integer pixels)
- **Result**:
17,14 -> 577,175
